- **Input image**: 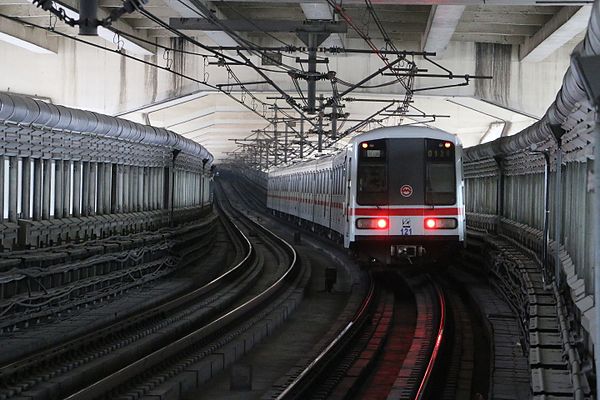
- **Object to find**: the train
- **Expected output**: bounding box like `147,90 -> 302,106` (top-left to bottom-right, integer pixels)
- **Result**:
266,126 -> 465,266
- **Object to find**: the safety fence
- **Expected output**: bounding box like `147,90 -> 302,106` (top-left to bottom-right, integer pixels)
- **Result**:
0,93 -> 213,250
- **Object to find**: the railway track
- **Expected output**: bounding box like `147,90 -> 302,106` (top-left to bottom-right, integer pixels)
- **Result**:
267,271 -> 486,400
60,181 -> 303,400
0,181 -> 306,400
0,211 -> 247,399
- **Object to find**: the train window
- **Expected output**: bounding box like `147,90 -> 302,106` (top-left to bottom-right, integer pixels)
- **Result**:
425,139 -> 456,205
357,164 -> 387,205
425,163 -> 456,205
357,139 -> 387,205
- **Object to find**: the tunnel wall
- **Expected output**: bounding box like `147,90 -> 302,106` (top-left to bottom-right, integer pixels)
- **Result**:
0,93 -> 214,250
463,0 -> 599,346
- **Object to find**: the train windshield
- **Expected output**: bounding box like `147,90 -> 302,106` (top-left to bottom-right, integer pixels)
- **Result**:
425,138 -> 456,205
426,163 -> 456,205
356,137 -> 456,206
357,139 -> 388,205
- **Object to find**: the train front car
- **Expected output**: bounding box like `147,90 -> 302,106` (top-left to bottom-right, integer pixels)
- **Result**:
346,127 -> 465,266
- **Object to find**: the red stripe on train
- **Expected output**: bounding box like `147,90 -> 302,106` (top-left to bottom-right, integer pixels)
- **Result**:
351,207 -> 460,216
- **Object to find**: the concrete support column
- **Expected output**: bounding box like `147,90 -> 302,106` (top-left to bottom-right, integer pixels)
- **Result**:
21,157 -> 31,219
63,160 -> 71,217
42,159 -> 51,220
33,158 -> 42,221
8,156 -> 17,223
72,161 -> 81,217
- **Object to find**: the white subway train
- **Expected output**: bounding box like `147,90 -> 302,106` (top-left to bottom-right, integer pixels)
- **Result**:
267,126 -> 465,265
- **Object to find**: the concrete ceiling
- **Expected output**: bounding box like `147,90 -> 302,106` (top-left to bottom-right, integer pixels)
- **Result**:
0,0 -> 592,162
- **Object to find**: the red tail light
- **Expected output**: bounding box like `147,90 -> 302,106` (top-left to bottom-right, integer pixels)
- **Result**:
424,218 -> 458,230
356,218 -> 389,229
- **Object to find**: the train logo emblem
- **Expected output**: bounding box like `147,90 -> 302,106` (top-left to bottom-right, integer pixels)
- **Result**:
400,185 -> 413,197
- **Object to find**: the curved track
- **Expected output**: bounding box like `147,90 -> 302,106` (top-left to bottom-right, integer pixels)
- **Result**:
61,182 -> 302,399
0,182 -> 303,400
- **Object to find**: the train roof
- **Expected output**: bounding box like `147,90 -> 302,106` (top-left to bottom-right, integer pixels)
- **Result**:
348,126 -> 461,145
268,125 -> 461,176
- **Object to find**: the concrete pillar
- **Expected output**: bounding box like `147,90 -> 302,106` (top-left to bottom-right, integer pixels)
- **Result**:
42,159 -> 51,220
21,157 -> 31,219
73,161 -> 81,217
33,158 -> 42,221
8,157 -> 17,223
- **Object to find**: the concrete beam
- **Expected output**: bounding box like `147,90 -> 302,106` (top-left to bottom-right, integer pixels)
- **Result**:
457,23 -> 540,36
169,0 -> 246,46
0,14 -> 57,53
453,32 -> 526,45
300,2 -> 344,48
422,5 -> 464,55
520,5 -> 592,62
460,11 -> 548,26
0,4 -> 50,17
55,0 -> 155,54
169,18 -> 347,33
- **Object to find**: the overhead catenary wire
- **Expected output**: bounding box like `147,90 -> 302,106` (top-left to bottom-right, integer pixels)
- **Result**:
0,14 -> 301,137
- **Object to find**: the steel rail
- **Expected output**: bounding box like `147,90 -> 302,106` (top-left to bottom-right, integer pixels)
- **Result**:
0,214 -> 250,383
415,279 -> 447,400
63,196 -> 298,400
274,273 -> 376,399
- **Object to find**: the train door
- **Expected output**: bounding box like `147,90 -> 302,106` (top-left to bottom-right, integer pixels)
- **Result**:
387,139 -> 425,237
343,155 -> 352,246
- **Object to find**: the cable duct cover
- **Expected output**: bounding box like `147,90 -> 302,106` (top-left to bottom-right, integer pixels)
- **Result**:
0,93 -> 214,166
465,0 -> 599,161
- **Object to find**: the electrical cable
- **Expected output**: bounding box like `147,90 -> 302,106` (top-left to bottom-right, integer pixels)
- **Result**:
0,14 -> 298,134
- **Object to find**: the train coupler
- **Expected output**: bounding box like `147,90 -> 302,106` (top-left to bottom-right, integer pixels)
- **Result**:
390,245 -> 426,258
